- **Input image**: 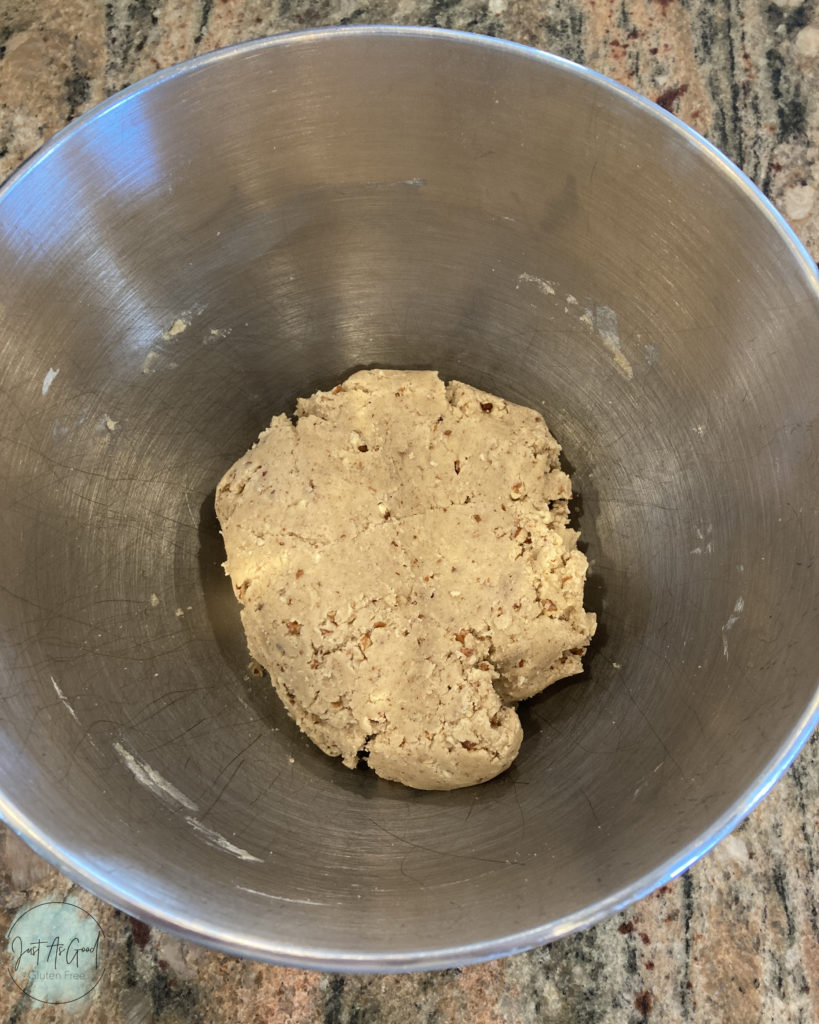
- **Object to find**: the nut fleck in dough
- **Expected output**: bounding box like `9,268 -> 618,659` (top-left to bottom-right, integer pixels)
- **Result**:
216,369 -> 596,790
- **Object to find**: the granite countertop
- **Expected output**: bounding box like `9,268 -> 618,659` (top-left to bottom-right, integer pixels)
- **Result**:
0,1 -> 817,1022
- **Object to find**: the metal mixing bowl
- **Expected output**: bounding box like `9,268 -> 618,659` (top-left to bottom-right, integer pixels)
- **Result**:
0,26 -> 817,971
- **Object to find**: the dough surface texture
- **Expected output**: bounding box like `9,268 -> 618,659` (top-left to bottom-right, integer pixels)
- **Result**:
215,369 -> 596,789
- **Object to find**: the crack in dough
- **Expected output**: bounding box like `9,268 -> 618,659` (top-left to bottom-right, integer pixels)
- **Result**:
215,369 -> 596,789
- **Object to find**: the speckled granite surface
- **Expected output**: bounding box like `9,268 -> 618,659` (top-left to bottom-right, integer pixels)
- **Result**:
0,1 -> 817,1021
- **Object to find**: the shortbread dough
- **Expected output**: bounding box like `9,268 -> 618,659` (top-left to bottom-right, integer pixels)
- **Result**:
215,369 -> 596,790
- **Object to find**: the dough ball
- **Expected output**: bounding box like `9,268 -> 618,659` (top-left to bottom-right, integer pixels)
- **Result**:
215,369 -> 596,790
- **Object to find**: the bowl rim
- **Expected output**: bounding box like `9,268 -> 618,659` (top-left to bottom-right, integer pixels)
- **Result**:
1,23 -> 818,973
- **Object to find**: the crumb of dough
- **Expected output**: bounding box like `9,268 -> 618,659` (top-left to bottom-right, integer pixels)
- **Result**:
215,369 -> 596,790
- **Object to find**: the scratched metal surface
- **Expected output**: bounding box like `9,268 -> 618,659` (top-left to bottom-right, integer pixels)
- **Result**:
0,29 -> 817,979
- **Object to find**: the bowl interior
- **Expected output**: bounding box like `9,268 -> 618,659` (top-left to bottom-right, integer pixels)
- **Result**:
0,28 -> 818,969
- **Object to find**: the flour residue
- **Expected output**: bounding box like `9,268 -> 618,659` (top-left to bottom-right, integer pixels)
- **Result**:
721,596 -> 745,659
162,317 -> 189,340
204,327 -> 232,344
41,367 -> 59,396
364,177 -> 427,191
94,414 -> 119,436
515,277 -> 633,379
579,304 -> 633,380
113,741 -> 198,812
141,350 -> 160,374
236,885 -> 327,906
517,272 -> 556,296
185,818 -> 263,862
691,522 -> 714,556
51,676 -> 80,724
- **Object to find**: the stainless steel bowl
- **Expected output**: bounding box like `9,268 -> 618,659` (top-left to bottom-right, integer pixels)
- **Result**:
0,26 -> 817,971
